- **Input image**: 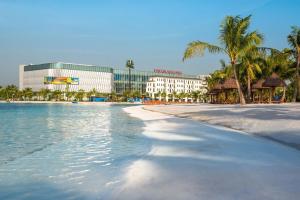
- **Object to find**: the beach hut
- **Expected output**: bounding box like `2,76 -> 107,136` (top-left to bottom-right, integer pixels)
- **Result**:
251,79 -> 270,103
220,78 -> 239,104
208,83 -> 222,104
262,73 -> 286,103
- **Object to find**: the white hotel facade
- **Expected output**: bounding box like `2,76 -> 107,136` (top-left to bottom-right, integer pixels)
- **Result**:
146,76 -> 207,101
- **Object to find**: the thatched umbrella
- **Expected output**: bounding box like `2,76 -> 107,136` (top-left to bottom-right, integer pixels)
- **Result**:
262,73 -> 286,103
252,79 -> 269,103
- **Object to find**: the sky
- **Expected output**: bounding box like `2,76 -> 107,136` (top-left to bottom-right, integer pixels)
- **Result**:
0,0 -> 299,86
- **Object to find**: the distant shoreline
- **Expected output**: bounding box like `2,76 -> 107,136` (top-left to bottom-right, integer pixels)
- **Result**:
0,100 -> 142,105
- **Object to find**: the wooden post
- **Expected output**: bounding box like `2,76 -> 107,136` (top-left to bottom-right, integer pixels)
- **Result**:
269,88 -> 272,104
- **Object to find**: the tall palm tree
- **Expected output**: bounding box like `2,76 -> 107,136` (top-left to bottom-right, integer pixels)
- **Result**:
183,15 -> 263,105
126,59 -> 135,93
287,26 -> 300,102
239,47 -> 262,101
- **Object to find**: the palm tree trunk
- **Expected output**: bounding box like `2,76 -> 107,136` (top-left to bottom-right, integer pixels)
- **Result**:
247,72 -> 251,103
293,56 -> 299,102
232,62 -> 246,105
281,87 -> 286,102
259,89 -> 262,103
129,68 -> 131,93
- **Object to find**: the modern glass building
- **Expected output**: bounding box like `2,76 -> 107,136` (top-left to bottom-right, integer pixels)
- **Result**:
113,68 -> 201,94
19,62 -> 205,95
20,62 -> 113,93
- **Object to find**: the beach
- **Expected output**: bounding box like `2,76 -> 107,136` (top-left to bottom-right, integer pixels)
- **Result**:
143,103 -> 300,150
116,105 -> 300,199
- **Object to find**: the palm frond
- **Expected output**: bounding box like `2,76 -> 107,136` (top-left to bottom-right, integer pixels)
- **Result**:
183,41 -> 224,61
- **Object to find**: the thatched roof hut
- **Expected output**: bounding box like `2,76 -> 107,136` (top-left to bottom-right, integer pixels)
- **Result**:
221,78 -> 238,89
213,83 -> 222,90
208,83 -> 222,94
262,73 -> 286,88
252,79 -> 269,90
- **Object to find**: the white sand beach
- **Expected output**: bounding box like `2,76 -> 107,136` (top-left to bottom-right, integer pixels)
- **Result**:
143,103 -> 300,149
116,105 -> 300,200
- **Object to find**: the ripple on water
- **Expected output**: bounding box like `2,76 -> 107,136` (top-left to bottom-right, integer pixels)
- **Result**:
0,104 -> 150,199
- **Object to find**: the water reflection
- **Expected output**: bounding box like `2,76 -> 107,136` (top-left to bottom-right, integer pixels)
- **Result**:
0,103 -> 149,199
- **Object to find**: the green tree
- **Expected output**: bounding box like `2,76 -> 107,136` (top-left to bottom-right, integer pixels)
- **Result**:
126,59 -> 135,92
239,47 -> 263,101
191,91 -> 201,102
132,90 -> 141,98
287,26 -> 300,102
4,85 -> 19,100
75,89 -> 85,101
86,88 -> 97,100
109,91 -> 117,102
66,91 -> 76,101
172,91 -> 177,102
52,90 -> 62,101
38,88 -> 51,101
23,88 -> 33,101
161,91 -> 167,101
183,15 -> 263,105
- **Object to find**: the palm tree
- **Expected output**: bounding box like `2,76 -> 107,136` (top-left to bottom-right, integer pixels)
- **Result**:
132,90 -> 141,99
4,85 -> 18,100
126,59 -> 135,92
178,92 -> 185,102
110,91 -> 117,102
191,91 -> 200,102
38,88 -> 50,101
66,91 -> 76,101
183,15 -> 263,105
52,90 -> 62,101
239,47 -> 263,101
0,86 -> 3,100
23,88 -> 33,101
287,26 -> 300,102
172,91 -> 177,102
86,88 -> 97,100
75,89 -> 85,101
161,91 -> 167,101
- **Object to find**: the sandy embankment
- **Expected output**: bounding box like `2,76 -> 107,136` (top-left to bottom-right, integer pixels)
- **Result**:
143,103 -> 300,150
114,106 -> 300,200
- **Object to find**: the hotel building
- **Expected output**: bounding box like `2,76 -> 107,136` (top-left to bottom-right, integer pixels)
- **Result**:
19,62 -> 207,96
146,76 -> 207,100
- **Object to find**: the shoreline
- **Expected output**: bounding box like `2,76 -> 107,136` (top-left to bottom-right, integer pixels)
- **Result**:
143,106 -> 300,150
0,100 -> 142,105
117,105 -> 300,199
142,103 -> 300,150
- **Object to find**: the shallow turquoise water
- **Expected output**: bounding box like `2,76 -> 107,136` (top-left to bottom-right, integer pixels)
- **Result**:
0,103 -> 149,199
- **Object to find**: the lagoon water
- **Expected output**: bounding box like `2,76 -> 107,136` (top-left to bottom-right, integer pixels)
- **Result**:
0,103 -> 149,199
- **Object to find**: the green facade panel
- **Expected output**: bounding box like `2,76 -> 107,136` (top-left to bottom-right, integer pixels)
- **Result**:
24,62 -> 113,73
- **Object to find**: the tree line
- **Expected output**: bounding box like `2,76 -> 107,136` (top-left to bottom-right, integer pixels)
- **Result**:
0,85 -> 208,103
183,15 -> 300,104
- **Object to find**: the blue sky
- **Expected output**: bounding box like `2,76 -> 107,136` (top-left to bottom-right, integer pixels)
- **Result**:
0,0 -> 299,85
